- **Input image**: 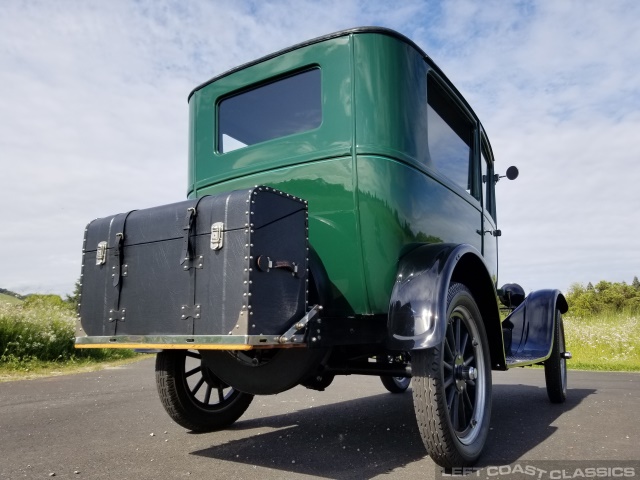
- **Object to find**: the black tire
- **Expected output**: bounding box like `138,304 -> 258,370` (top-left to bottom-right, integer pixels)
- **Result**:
378,354 -> 411,393
155,350 -> 254,432
380,375 -> 411,393
412,282 -> 492,468
545,311 -> 567,403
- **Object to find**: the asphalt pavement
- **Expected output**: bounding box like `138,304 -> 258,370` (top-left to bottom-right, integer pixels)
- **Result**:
0,359 -> 638,479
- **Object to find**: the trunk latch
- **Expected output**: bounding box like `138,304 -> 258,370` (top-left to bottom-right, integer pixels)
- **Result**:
210,222 -> 224,250
96,241 -> 107,265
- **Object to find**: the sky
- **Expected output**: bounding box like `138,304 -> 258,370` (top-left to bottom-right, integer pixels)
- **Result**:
1,0 -> 639,298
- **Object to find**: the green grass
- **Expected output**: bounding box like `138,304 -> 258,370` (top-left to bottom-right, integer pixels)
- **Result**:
564,311 -> 640,371
2,290 -> 639,379
0,297 -> 137,378
0,292 -> 23,305
0,356 -> 144,382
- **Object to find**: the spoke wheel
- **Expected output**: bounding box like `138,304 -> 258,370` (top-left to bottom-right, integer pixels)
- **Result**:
155,350 -> 253,432
412,282 -> 492,468
378,354 -> 411,393
545,311 -> 568,403
381,376 -> 411,393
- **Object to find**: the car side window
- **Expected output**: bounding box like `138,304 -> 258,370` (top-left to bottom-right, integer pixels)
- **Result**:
426,74 -> 476,199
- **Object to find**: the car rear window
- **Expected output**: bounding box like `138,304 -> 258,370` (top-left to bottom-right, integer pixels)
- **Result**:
218,68 -> 322,153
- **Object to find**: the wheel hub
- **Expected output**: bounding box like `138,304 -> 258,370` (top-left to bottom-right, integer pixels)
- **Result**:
454,354 -> 477,392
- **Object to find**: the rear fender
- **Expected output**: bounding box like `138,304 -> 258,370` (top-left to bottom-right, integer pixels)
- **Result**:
504,289 -> 568,366
387,243 -> 504,368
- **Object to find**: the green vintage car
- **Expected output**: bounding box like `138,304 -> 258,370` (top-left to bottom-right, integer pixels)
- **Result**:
76,27 -> 569,468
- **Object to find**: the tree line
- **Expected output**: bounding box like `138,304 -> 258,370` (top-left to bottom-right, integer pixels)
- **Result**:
0,288 -> 25,300
566,277 -> 640,317
6,276 -> 640,318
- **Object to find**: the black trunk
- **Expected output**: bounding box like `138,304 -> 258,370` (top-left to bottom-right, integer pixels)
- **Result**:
78,186 -> 308,339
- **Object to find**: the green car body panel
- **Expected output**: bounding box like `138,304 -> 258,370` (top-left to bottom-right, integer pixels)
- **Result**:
187,28 -> 498,316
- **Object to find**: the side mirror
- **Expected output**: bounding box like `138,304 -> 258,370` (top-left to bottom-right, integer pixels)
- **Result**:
494,166 -> 519,183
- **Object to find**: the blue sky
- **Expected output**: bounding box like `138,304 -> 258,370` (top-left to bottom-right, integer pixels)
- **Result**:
1,0 -> 639,296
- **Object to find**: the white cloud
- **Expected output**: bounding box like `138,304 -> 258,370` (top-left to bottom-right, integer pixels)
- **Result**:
1,0 -> 639,297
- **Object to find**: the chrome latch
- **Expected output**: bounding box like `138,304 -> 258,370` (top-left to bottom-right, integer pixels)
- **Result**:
96,241 -> 107,265
210,222 -> 224,250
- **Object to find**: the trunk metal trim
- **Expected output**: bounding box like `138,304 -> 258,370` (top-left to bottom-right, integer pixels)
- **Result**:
74,334 -> 305,350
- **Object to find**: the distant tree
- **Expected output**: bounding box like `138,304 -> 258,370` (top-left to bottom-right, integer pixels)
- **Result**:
23,294 -> 67,308
633,276 -> 640,290
65,277 -> 82,310
565,278 -> 640,317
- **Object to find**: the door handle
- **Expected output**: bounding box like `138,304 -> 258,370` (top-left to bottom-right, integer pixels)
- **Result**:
476,229 -> 501,237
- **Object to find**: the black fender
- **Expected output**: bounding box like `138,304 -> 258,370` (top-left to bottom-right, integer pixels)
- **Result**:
387,243 -> 506,369
503,289 -> 568,366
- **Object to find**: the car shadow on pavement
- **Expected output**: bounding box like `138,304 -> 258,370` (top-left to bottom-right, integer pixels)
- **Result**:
480,383 -> 595,466
192,390 -> 424,479
190,383 -> 594,479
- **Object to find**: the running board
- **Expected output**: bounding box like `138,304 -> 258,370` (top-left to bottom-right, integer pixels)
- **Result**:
506,350 -> 572,368
506,352 -> 549,368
